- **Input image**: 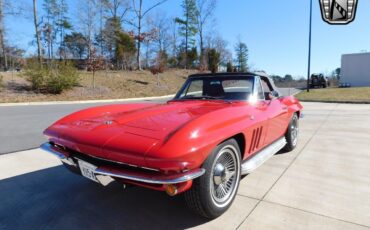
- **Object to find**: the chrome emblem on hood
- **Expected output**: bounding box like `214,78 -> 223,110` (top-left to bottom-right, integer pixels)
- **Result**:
105,120 -> 113,125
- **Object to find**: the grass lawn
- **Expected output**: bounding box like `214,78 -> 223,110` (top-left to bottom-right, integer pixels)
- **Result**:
296,87 -> 370,103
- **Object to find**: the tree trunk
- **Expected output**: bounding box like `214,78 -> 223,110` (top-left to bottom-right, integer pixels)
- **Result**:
136,0 -> 143,70
92,71 -> 95,89
99,1 -> 103,56
33,0 -> 42,64
0,0 -> 8,71
185,0 -> 189,69
199,28 -> 204,66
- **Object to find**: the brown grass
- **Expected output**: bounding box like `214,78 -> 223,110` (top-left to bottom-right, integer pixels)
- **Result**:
0,69 -> 198,103
296,87 -> 370,103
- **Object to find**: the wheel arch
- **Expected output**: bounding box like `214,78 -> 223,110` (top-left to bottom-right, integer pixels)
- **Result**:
295,110 -> 301,119
222,133 -> 246,160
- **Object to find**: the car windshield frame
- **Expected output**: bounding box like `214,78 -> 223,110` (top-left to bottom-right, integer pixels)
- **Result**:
173,75 -> 258,102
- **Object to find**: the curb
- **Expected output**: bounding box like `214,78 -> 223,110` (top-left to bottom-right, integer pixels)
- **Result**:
292,90 -> 301,96
0,95 -> 175,107
299,100 -> 370,104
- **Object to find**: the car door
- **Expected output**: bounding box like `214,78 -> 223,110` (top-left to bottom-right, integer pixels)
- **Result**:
261,78 -> 290,144
245,77 -> 270,157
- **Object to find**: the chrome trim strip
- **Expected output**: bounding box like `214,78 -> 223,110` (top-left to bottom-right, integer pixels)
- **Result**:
40,143 -> 67,160
40,142 -> 205,184
84,153 -> 160,172
241,137 -> 287,175
94,168 -> 206,185
40,143 -> 77,166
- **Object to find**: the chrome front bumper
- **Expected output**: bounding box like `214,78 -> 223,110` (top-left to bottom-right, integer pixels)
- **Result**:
40,143 -> 205,186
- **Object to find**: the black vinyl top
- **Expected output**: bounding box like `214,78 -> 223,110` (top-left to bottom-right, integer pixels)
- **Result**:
188,72 -> 267,78
186,72 -> 280,95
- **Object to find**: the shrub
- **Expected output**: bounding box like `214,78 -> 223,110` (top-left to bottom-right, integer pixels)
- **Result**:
24,60 -> 79,94
207,48 -> 220,73
24,59 -> 48,91
0,75 -> 4,91
226,62 -> 233,72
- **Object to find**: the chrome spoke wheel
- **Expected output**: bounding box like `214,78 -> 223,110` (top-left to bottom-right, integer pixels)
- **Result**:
210,145 -> 240,207
184,138 -> 241,218
291,116 -> 299,146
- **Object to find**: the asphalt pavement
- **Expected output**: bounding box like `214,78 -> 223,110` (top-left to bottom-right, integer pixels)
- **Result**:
0,88 -> 299,154
0,98 -> 167,154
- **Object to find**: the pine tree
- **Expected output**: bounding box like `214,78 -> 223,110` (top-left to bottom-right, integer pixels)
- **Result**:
234,41 -> 248,72
56,0 -> 72,59
226,61 -> 233,72
207,48 -> 220,73
115,31 -> 136,70
42,0 -> 70,60
175,0 -> 198,69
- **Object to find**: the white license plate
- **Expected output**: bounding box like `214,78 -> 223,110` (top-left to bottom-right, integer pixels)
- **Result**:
78,160 -> 98,182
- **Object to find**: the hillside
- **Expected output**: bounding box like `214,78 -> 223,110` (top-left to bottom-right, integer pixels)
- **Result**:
0,69 -> 197,103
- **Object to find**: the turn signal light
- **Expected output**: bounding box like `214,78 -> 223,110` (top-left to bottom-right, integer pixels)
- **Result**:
165,184 -> 178,196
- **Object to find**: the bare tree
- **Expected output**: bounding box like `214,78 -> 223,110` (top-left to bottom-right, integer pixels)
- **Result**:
79,0 -> 98,60
87,47 -> 104,89
130,0 -> 168,70
150,12 -> 170,53
0,0 -> 22,70
33,0 -> 43,64
42,0 -> 60,60
168,18 -> 178,61
196,0 -> 216,64
102,0 -> 130,23
0,0 -> 7,70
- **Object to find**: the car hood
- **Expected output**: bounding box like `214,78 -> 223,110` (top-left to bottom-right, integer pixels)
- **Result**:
66,101 -> 229,136
44,100 -> 231,164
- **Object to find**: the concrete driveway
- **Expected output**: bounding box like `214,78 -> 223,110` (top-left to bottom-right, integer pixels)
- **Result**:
1,102 -> 369,229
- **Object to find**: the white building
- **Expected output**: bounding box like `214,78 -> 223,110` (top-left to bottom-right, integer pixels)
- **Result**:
341,52 -> 370,87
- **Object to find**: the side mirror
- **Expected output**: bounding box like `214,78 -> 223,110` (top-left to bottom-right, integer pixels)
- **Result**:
269,91 -> 279,99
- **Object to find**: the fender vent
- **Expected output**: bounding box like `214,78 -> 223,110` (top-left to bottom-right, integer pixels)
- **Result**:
248,127 -> 263,153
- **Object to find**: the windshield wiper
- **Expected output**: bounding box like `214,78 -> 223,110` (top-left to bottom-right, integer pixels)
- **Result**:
182,95 -> 223,100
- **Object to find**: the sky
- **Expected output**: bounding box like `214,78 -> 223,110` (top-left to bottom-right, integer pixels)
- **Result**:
5,0 -> 370,78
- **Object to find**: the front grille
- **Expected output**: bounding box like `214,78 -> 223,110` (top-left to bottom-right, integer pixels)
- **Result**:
52,143 -> 159,174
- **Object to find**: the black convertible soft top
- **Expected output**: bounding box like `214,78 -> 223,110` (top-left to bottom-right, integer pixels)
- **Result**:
188,72 -> 281,95
188,72 -> 256,78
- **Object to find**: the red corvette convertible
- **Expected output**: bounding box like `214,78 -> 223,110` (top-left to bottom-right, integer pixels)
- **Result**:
41,72 -> 302,218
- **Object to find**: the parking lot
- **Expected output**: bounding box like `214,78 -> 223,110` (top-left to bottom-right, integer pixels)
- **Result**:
1,102 -> 370,229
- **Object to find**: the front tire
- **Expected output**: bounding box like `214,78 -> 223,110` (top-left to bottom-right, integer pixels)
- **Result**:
185,139 -> 241,219
283,113 -> 299,152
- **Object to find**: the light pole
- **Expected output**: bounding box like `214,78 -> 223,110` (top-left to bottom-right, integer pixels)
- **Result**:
307,0 -> 313,92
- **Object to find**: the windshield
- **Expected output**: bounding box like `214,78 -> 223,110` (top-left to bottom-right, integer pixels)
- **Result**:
175,76 -> 255,101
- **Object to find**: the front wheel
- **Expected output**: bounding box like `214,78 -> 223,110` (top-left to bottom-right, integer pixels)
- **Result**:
184,139 -> 241,219
283,113 -> 299,152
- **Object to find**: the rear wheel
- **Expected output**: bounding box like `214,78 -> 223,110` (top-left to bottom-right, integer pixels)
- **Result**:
283,113 -> 299,152
185,139 -> 241,219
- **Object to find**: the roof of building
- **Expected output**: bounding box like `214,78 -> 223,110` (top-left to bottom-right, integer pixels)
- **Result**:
342,52 -> 370,57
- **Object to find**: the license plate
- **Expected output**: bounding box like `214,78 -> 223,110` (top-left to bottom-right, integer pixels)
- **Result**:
78,159 -> 98,182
